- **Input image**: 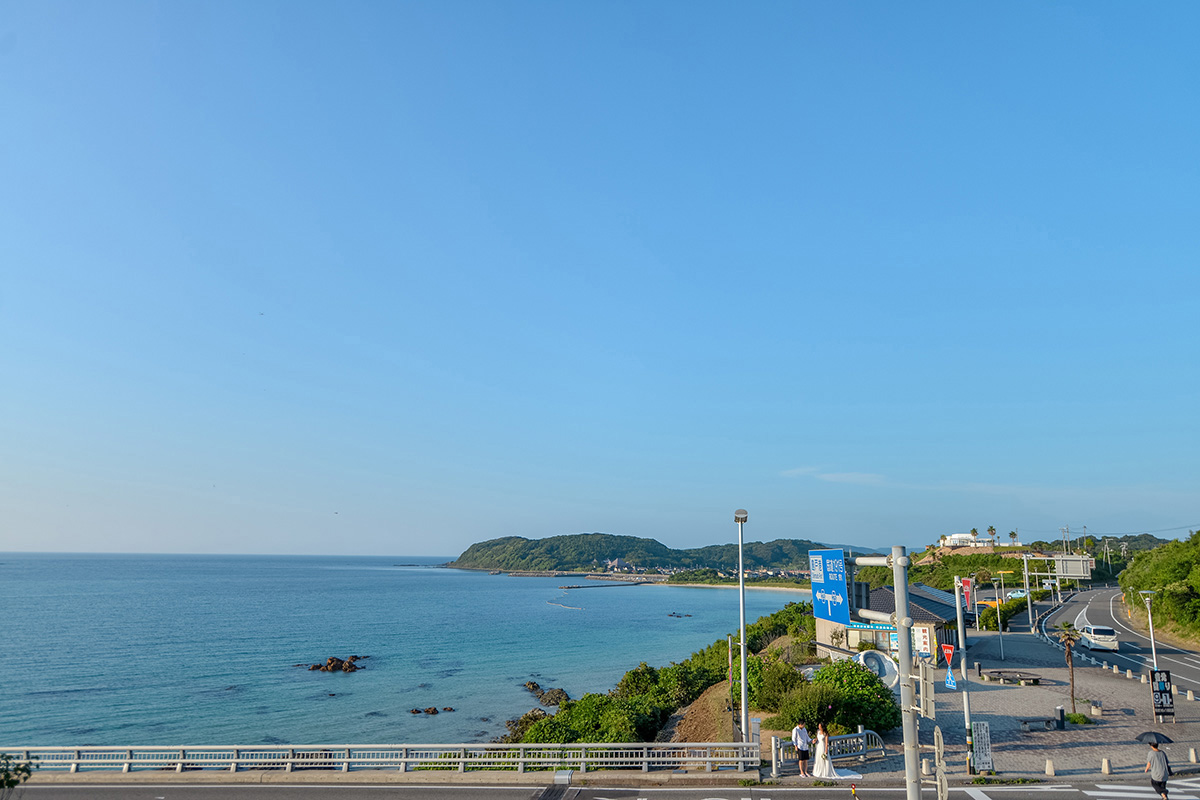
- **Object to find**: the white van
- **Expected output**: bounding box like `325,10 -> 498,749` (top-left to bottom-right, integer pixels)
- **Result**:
1081,625 -> 1119,651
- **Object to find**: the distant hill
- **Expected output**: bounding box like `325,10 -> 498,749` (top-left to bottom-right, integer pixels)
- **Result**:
450,533 -> 861,572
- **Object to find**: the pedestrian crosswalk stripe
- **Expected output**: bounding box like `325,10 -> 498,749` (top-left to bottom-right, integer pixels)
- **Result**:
1084,788 -> 1197,800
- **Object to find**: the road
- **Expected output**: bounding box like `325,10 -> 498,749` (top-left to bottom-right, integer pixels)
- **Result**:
17,780 -> 1200,800
1043,588 -> 1200,693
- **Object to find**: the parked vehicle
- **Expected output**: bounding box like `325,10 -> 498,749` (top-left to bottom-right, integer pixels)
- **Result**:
1081,625 -> 1119,650
1007,589 -> 1027,600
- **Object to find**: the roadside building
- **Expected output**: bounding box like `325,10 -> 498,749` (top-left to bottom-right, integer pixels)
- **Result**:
815,583 -> 960,666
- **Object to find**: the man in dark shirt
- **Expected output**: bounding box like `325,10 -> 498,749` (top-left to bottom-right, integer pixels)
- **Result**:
1145,741 -> 1171,799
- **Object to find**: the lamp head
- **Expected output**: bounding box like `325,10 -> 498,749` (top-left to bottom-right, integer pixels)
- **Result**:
734,509 -> 748,524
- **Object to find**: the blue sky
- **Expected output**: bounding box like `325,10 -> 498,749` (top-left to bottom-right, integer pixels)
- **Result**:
2,2 -> 1197,556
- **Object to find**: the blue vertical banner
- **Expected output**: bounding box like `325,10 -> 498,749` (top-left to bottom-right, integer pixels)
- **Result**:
809,548 -> 851,625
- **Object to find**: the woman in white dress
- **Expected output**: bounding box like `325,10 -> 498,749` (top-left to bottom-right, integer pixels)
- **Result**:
811,722 -> 862,781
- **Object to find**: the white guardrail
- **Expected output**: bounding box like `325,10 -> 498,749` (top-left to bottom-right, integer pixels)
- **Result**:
0,742 -> 759,774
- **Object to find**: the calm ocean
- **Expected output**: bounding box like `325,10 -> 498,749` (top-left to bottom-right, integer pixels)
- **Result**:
0,553 -> 808,746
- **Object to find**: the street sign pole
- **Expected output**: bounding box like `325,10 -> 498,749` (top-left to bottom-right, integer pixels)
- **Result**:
953,577 -> 974,774
891,546 -> 920,800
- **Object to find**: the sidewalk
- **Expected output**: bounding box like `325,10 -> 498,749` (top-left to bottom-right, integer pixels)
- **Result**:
768,623 -> 1200,786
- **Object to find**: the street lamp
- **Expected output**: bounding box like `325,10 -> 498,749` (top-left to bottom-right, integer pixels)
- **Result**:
996,570 -> 1014,661
734,509 -> 748,743
1140,590 -> 1159,670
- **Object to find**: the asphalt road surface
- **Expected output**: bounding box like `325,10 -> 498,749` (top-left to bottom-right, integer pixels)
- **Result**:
18,779 -> 1200,800
1043,588 -> 1200,693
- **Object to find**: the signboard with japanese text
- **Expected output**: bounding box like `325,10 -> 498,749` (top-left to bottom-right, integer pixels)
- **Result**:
809,549 -> 850,625
1152,670 -> 1175,718
972,721 -> 993,771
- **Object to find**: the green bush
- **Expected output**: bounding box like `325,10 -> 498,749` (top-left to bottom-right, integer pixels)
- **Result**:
756,659 -> 806,712
811,659 -> 902,732
1065,713 -> 1093,725
771,682 -> 844,730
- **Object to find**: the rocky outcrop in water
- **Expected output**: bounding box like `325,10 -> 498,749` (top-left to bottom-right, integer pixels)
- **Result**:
523,680 -> 569,706
299,655 -> 368,672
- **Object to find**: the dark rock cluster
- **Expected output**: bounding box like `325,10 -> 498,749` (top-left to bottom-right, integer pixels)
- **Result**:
523,680 -> 570,706
410,706 -> 455,715
295,655 -> 369,672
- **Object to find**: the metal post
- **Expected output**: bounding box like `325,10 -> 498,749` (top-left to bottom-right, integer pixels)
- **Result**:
1142,592 -> 1159,670
1023,554 -> 1033,630
996,574 -> 1004,661
735,510 -> 749,743
892,545 -> 921,800
954,576 -> 974,774
728,633 -> 735,742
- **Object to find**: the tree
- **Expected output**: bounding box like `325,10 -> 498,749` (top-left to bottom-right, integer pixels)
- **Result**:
970,528 -> 979,542
1009,531 -> 1018,545
987,526 -> 997,546
1,754 -> 34,800
1052,622 -> 1083,714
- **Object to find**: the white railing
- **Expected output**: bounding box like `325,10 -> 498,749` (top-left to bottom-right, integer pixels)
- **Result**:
771,728 -> 888,776
1,742 -> 758,774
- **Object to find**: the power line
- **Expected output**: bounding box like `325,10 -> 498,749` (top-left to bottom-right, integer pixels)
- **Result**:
1021,523 -> 1199,537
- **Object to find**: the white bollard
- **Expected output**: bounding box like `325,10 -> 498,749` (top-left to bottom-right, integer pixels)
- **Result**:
1188,690 -> 1195,701
1172,685 -> 1179,695
1102,758 -> 1111,775
1127,669 -> 1134,679
1046,759 -> 1055,776
1142,674 -> 1148,684
1114,665 -> 1120,674
1191,748 -> 1197,764
922,757 -> 931,775
1102,661 -> 1108,669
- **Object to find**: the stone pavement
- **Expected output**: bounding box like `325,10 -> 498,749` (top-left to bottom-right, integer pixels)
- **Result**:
767,612 -> 1200,786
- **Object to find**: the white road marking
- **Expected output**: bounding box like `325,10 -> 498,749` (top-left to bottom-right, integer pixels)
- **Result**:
1076,608 -> 1091,629
1084,787 -> 1197,800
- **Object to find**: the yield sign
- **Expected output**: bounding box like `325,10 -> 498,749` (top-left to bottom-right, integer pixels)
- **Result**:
941,643 -> 955,664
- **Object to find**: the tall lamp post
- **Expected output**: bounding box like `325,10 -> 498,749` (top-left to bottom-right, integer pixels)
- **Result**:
996,570 -> 1013,661
1140,590 -> 1159,670
734,509 -> 749,742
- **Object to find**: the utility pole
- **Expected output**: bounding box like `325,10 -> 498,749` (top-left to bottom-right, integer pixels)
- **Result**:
1023,554 -> 1034,630
954,576 -> 974,773
1061,525 -> 1069,554
848,547 -> 919,800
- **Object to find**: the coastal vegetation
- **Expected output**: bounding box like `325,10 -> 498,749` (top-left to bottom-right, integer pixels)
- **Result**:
453,533 -> 833,572
1118,530 -> 1200,639
503,600 -> 899,744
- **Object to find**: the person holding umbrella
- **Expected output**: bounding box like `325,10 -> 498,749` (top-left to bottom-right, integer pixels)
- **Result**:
1141,734 -> 1172,800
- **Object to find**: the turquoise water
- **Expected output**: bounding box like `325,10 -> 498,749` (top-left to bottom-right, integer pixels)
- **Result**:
0,553 -> 807,746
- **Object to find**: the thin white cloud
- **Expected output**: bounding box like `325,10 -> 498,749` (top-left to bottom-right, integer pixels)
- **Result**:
780,466 -> 820,477
816,472 -> 888,486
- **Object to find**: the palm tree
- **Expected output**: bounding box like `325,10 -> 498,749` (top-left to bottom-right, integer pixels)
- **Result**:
970,527 -> 979,543
987,525 -> 997,546
1053,622 -> 1083,714
1009,530 -> 1018,546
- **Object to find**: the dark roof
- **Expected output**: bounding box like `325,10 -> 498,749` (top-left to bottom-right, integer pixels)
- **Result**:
909,583 -> 958,607
868,586 -> 957,624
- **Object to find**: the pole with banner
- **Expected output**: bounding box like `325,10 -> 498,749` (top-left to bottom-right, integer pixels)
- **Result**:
1152,670 -> 1175,724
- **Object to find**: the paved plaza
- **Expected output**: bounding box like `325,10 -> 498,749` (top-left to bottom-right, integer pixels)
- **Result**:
768,623 -> 1199,787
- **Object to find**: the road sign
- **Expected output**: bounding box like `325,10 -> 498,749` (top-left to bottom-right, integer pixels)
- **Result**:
1152,670 -> 1175,718
945,669 -> 957,690
809,549 -> 850,625
971,721 -> 993,771
1054,555 -> 1093,579
941,643 -> 955,665
917,661 -> 937,720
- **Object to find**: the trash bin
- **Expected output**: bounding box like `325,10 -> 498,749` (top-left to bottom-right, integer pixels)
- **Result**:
1055,706 -> 1065,730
